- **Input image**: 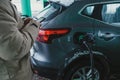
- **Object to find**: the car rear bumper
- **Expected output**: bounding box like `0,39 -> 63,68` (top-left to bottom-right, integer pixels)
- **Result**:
31,57 -> 59,80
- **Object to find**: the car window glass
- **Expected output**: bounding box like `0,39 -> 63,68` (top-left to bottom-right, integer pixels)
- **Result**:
102,3 -> 120,23
81,3 -> 120,26
35,5 -> 51,19
81,6 -> 94,16
34,3 -> 62,21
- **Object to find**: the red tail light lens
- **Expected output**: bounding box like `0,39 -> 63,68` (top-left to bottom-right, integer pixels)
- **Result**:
36,28 -> 70,43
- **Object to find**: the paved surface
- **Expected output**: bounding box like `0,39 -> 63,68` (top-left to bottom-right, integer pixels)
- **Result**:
33,74 -> 50,80
33,74 -> 120,80
109,74 -> 120,80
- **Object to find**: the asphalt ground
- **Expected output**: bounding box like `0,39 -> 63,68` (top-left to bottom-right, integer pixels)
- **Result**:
33,74 -> 50,80
33,74 -> 120,80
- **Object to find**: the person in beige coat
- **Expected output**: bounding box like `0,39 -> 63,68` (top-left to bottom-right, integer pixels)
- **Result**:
0,0 -> 40,80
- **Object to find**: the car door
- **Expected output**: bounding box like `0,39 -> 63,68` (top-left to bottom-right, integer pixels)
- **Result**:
81,1 -> 120,72
92,2 -> 120,71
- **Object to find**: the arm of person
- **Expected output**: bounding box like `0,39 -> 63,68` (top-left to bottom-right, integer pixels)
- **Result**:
0,8 -> 40,60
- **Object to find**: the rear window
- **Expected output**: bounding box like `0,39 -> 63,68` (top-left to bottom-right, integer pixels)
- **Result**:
34,3 -> 65,21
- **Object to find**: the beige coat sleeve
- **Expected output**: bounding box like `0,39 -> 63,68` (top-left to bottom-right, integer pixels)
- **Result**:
0,1 -> 39,60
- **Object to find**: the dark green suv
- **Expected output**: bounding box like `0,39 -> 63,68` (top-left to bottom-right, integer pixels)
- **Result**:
31,0 -> 120,80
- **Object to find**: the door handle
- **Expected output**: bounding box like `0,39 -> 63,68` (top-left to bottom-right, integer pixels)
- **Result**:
98,31 -> 115,41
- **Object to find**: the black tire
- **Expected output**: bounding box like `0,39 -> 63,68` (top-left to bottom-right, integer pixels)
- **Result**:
63,58 -> 109,80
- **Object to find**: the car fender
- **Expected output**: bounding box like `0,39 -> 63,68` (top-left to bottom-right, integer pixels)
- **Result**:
57,50 -> 110,80
65,50 -> 108,67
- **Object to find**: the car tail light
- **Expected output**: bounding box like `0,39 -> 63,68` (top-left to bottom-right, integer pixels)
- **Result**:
36,28 -> 70,43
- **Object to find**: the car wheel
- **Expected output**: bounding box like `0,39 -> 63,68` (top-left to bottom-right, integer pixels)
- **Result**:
63,59 -> 109,80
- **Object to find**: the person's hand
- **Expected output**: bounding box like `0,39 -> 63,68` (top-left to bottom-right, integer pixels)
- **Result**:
23,18 -> 32,26
20,18 -> 41,31
23,18 -> 41,27
31,19 -> 41,28
24,18 -> 41,28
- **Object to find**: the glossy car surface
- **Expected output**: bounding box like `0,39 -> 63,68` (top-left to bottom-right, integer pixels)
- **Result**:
31,0 -> 120,80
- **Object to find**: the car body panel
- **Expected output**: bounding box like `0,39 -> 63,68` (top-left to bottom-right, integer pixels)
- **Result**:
31,0 -> 120,79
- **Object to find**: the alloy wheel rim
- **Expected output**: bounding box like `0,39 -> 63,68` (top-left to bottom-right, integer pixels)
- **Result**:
71,66 -> 100,80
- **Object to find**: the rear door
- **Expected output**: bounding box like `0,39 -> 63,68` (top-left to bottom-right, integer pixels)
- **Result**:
92,2 -> 120,70
81,1 -> 120,71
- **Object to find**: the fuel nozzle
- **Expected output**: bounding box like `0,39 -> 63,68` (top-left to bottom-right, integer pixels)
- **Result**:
77,33 -> 95,80
78,33 -> 95,45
